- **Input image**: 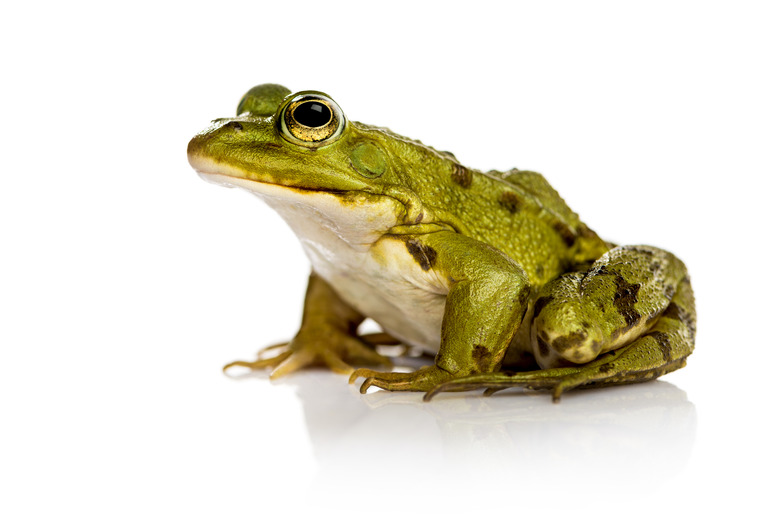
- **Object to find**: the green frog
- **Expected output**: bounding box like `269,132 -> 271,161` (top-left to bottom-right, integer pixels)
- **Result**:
187,84 -> 696,402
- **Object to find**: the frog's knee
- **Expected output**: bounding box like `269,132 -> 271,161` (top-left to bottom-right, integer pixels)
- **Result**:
531,285 -> 606,367
533,327 -> 603,368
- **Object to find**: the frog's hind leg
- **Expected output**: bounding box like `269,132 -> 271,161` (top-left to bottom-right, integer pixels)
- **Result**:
425,245 -> 696,402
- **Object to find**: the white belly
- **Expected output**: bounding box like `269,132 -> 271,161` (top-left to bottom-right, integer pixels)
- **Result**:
304,237 -> 447,353
256,188 -> 449,354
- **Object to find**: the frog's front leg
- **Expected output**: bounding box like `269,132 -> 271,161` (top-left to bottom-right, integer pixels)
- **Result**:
224,272 -> 392,377
426,245 -> 696,401
350,231 -> 531,393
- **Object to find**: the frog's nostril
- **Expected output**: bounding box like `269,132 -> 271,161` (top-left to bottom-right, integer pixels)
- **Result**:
225,121 -> 244,131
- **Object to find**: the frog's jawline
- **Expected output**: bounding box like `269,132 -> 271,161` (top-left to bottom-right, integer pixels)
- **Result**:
194,165 -> 348,198
190,154 -> 406,248
190,154 -> 386,208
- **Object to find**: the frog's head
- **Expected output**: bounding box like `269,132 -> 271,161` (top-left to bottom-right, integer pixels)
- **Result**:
188,84 -> 459,246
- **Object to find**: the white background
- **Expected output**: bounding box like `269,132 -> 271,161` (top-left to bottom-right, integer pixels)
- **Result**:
2,1 -> 778,517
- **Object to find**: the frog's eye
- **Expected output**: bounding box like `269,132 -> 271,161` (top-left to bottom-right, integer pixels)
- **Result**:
280,93 -> 345,147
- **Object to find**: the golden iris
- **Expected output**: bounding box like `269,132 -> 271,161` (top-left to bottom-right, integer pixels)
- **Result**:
282,94 -> 344,146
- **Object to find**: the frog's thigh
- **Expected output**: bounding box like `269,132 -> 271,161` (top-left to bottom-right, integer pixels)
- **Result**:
532,245 -> 691,368
546,269 -> 696,397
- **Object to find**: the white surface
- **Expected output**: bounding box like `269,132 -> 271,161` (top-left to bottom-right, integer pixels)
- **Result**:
2,1 -> 778,517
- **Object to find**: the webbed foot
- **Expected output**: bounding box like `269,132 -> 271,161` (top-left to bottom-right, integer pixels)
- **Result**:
224,331 -> 395,379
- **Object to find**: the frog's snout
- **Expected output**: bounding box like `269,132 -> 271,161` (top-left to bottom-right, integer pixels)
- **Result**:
187,119 -> 240,159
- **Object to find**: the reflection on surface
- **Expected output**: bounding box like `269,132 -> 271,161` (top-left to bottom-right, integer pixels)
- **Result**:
231,369 -> 696,493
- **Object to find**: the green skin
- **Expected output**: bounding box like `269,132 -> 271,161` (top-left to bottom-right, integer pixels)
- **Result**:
187,84 -> 696,402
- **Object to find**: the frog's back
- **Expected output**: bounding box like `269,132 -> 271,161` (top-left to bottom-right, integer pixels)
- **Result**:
445,167 -> 607,285
493,169 -> 579,226
353,123 -> 607,286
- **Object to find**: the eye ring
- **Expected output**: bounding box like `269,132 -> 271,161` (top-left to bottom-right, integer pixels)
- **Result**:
280,92 -> 345,147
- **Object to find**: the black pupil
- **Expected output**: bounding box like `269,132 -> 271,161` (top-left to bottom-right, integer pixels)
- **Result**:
293,101 -> 331,127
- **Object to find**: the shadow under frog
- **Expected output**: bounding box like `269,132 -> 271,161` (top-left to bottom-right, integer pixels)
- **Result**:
227,368 -> 696,489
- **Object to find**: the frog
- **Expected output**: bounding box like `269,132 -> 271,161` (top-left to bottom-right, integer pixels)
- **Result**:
187,84 -> 696,402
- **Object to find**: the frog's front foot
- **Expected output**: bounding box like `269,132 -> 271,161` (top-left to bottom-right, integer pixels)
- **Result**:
349,365 -> 454,394
223,331 -> 394,379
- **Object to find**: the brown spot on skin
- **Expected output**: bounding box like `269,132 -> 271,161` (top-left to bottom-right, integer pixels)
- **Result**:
532,295 -> 553,320
537,336 -> 551,357
471,345 -> 491,371
552,221 -> 577,247
535,264 -> 544,278
646,331 -> 673,362
405,239 -> 437,271
498,191 -> 522,213
226,121 -> 244,131
551,331 -> 589,353
613,275 -> 642,327
599,363 -> 613,373
451,164 -> 472,188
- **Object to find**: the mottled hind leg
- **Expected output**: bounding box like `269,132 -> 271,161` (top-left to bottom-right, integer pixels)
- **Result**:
530,245 -> 691,369
548,273 -> 696,397
425,246 -> 696,401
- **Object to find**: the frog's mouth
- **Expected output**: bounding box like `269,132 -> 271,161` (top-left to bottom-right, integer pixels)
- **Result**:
187,129 -> 450,234
189,152 -> 410,247
190,152 -> 359,200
